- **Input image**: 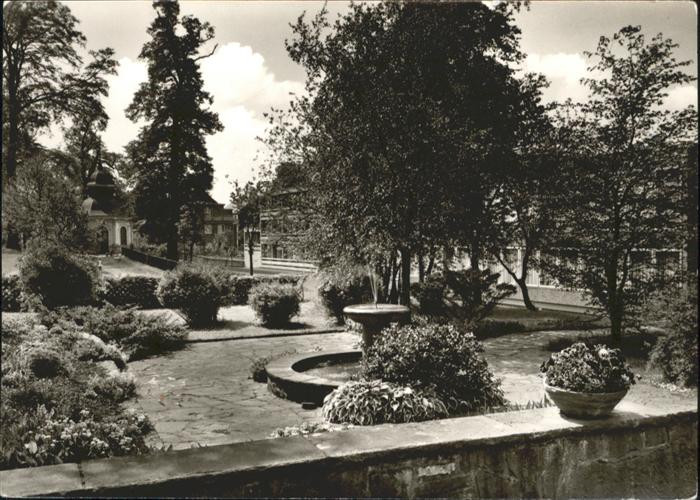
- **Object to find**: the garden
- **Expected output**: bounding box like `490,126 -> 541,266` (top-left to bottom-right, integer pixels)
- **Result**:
2,238 -> 697,465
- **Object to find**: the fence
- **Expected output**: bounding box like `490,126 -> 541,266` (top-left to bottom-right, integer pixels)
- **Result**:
121,246 -> 178,271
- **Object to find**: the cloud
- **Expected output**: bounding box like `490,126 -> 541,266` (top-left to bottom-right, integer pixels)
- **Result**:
201,42 -> 304,115
102,57 -> 148,152
665,85 -> 698,110
521,52 -> 590,103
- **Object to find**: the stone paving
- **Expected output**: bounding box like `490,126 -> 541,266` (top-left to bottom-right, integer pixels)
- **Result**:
128,328 -> 697,450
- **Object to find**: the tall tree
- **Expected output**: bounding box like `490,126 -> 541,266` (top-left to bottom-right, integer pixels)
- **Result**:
126,0 -> 222,260
265,2 -> 527,307
3,152 -> 90,250
2,0 -> 116,247
231,180 -> 265,276
542,26 -> 697,340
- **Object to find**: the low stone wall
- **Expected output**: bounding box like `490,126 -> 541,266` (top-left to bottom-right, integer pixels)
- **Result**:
1,403 -> 696,498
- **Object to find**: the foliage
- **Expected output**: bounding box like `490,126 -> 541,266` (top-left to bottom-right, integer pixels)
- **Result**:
473,319 -> 527,340
100,276 -> 162,309
270,421 -> 352,438
540,26 -> 697,339
544,331 -> 658,360
322,380 -> 449,425
2,0 -> 117,185
2,274 -> 24,312
540,342 -> 636,393
1,319 -> 151,470
444,269 -> 516,322
250,357 -> 269,383
39,305 -> 187,362
645,284 -> 698,387
362,323 -> 505,413
3,154 -> 93,250
262,2 -> 536,305
317,268 -> 373,325
220,273 -> 303,306
230,179 -> 265,275
158,266 -> 222,327
411,273 -> 447,316
126,0 -> 222,260
249,283 -> 301,327
19,242 -> 101,309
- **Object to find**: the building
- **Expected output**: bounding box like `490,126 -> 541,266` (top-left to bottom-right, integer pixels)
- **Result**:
81,165 -> 133,254
200,194 -> 236,243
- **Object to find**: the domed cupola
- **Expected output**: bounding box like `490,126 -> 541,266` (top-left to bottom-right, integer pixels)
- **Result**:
86,165 -> 116,209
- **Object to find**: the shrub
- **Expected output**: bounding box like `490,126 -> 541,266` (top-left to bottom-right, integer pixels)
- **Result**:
445,268 -> 516,322
646,285 -> 698,387
540,342 -> 636,393
411,274 -> 447,316
250,357 -> 269,382
249,283 -> 301,327
473,320 -> 526,339
158,267 -> 222,326
317,272 -> 372,325
39,305 -> 187,361
322,380 -> 449,425
0,324 -> 152,470
2,274 -> 23,312
19,242 -> 100,309
101,276 -> 162,309
226,275 -> 303,306
362,323 -> 505,413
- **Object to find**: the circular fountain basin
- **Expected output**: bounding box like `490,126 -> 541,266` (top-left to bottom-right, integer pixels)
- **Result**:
343,303 -> 410,347
266,350 -> 362,405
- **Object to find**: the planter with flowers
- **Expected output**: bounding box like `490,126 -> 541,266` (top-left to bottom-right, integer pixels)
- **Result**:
540,342 -> 636,419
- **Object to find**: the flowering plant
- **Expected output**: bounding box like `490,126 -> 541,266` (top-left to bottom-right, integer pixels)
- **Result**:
540,342 -> 636,393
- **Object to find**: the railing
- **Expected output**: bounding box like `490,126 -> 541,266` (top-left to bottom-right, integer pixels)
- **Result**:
121,246 -> 178,271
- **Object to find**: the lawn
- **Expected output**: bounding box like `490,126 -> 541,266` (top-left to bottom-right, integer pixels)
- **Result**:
2,249 -> 164,278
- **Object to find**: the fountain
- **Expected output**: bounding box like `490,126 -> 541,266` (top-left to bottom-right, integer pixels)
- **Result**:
266,268 -> 410,405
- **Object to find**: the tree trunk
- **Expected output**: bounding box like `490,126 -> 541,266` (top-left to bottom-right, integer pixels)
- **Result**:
389,255 -> 399,304
248,239 -> 254,276
399,247 -> 411,308
470,242 -> 482,306
609,306 -> 623,344
516,277 -> 538,311
418,252 -> 425,282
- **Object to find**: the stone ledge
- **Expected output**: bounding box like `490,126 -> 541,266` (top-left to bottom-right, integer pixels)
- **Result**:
1,403 -> 696,498
186,327 -> 345,343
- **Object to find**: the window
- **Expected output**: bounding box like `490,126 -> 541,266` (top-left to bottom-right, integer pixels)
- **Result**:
205,224 -> 212,235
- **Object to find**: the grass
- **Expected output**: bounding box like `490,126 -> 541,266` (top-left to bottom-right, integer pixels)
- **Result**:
2,250 -> 164,278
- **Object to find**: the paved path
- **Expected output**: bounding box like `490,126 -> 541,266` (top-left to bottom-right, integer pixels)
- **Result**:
128,328 -> 697,450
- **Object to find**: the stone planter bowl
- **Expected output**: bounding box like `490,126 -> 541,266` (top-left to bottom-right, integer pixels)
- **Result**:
543,379 -> 628,419
343,304 -> 410,349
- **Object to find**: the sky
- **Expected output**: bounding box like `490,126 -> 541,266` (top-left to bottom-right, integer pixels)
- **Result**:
38,0 -> 698,204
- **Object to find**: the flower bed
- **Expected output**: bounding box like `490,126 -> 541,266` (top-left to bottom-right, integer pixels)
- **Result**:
0,318 -> 152,470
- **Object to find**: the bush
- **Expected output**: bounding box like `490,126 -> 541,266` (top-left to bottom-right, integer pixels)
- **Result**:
0,322 -> 152,470
19,242 -> 100,309
445,268 -> 516,322
39,305 -> 187,361
473,320 -> 526,339
411,274 -> 447,316
100,276 -> 162,309
646,285 -> 698,387
317,272 -> 372,325
224,274 -> 303,306
2,274 -> 24,312
322,380 -> 449,425
362,323 -> 505,413
540,342 -> 636,393
250,357 -> 269,383
249,283 -> 301,327
158,267 -> 222,326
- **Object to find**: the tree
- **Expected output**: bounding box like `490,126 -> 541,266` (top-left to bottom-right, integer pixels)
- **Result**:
542,26 -> 697,340
126,0 -> 222,260
3,152 -> 90,250
264,2 -> 528,307
2,0 -> 116,247
55,105 -> 110,196
231,180 -> 265,276
179,202 -> 205,262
